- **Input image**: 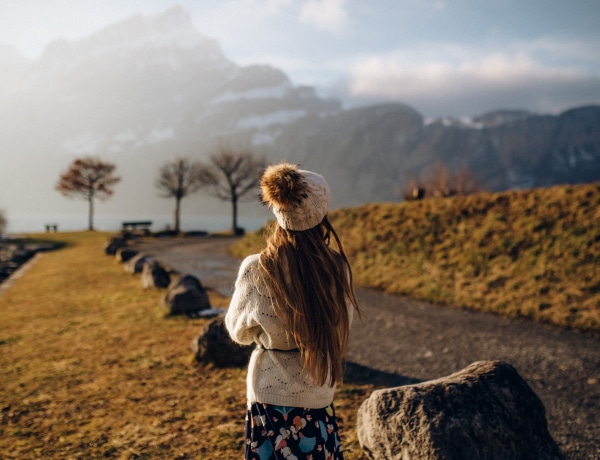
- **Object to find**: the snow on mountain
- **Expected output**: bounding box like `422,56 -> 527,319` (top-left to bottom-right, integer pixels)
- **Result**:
208,82 -> 292,105
424,111 -> 533,129
60,132 -> 106,156
236,110 -> 307,130
2,6 -> 333,151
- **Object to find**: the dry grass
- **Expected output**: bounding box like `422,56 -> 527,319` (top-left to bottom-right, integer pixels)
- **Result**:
233,182 -> 600,332
0,232 -> 371,459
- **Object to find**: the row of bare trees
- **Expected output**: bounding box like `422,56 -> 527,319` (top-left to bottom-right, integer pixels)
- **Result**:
155,149 -> 265,234
56,147 -> 266,233
55,154 -> 483,233
403,163 -> 482,201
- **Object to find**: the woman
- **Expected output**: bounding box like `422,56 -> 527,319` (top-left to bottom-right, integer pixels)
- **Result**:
225,162 -> 360,460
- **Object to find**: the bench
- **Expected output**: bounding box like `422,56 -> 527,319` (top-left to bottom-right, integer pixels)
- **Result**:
121,221 -> 152,232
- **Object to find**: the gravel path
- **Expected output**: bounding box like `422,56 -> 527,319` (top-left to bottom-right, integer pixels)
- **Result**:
133,237 -> 600,459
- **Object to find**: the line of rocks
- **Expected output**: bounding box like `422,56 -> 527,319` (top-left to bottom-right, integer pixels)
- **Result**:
104,234 -> 245,366
104,235 -> 567,459
0,239 -> 60,285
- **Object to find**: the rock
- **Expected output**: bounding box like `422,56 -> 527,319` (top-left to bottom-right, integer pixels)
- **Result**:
104,237 -> 127,255
163,274 -> 210,315
141,260 -> 171,289
192,315 -> 253,367
357,360 -> 564,460
184,230 -> 208,237
153,230 -> 179,238
10,247 -> 34,264
125,253 -> 150,274
115,248 -> 138,263
0,243 -> 37,284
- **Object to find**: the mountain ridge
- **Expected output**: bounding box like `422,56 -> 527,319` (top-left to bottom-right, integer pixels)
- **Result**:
0,7 -> 598,220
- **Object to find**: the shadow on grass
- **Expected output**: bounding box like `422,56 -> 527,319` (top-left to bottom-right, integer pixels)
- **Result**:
343,361 -> 421,387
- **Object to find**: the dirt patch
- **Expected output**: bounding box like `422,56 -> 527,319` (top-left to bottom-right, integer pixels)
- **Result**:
132,236 -> 242,297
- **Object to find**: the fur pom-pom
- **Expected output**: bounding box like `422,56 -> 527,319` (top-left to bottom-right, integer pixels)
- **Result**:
260,162 -> 308,210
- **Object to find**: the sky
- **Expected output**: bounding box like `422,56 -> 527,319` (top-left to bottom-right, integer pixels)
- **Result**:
1,0 -> 599,117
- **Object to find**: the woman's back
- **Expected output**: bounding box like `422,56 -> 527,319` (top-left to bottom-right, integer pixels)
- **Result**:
259,219 -> 357,386
225,161 -> 360,460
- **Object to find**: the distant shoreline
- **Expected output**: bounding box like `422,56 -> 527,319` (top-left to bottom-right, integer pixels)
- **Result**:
4,214 -> 267,235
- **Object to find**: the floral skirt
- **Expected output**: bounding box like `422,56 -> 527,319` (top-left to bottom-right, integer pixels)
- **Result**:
244,402 -> 344,460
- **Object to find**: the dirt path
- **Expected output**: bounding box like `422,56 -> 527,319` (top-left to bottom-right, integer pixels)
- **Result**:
134,236 -> 241,297
133,237 -> 600,459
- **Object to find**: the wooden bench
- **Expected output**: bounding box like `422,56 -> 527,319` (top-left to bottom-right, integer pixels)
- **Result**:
121,221 -> 152,232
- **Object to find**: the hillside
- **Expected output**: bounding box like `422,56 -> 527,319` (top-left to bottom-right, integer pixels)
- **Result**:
233,182 -> 600,331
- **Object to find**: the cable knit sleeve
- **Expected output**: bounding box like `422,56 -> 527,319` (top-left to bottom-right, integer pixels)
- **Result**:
225,254 -> 262,346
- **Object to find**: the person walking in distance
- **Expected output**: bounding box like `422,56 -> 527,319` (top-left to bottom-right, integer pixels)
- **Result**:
225,162 -> 361,460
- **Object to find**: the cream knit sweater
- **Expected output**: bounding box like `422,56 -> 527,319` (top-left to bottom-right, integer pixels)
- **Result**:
225,254 -> 353,409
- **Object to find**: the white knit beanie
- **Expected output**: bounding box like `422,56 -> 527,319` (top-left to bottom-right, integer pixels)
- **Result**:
259,162 -> 331,231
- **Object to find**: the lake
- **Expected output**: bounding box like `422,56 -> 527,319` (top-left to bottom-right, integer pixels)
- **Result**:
5,214 -> 268,235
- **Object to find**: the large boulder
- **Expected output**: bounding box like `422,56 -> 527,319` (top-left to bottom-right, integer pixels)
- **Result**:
192,315 -> 253,367
125,253 -> 150,274
357,360 -> 564,460
141,260 -> 171,289
163,274 -> 210,316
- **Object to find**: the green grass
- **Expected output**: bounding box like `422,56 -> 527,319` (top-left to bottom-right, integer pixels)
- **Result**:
232,182 -> 600,332
0,231 -> 370,459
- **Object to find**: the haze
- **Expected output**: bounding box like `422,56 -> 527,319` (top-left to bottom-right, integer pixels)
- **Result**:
0,1 -> 598,232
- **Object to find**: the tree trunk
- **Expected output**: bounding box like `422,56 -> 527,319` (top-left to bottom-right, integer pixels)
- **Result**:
175,196 -> 181,233
88,194 -> 94,231
232,195 -> 238,234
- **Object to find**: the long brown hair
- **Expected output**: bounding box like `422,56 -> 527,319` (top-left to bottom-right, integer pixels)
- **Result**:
259,215 -> 360,386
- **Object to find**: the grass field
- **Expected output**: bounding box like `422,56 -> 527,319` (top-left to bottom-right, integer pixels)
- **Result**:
233,182 -> 600,332
2,182 -> 598,457
0,232 -> 372,459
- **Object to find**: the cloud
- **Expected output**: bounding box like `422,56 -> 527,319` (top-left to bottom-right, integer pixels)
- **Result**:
221,0 -> 294,18
343,44 -> 600,116
348,52 -> 582,98
300,0 -> 348,31
518,36 -> 600,68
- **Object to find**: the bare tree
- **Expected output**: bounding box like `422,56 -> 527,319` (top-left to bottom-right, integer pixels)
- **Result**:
453,163 -> 483,196
56,157 -> 120,231
426,162 -> 483,197
403,162 -> 483,201
402,176 -> 426,201
200,147 -> 266,234
428,162 -> 454,198
155,158 -> 206,234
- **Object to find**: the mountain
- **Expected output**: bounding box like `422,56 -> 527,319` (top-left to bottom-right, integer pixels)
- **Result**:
1,6 -> 337,155
0,6 -> 339,220
261,103 -> 600,206
0,6 -> 598,223
263,103 -> 426,205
